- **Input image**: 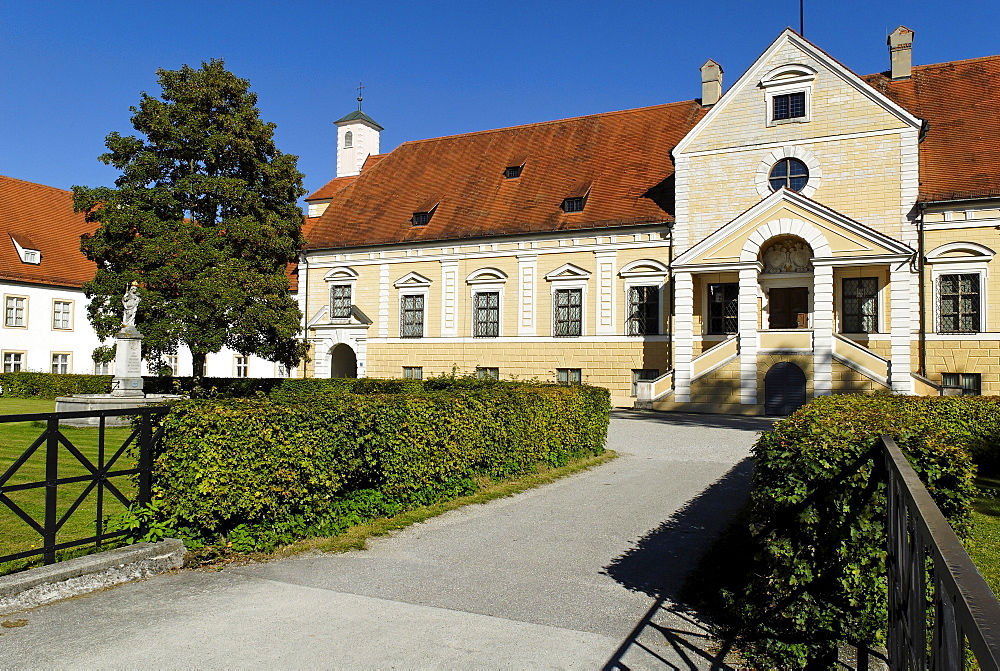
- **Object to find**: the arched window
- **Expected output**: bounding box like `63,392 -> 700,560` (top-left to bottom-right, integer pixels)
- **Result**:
769,158 -> 809,192
344,130 -> 353,148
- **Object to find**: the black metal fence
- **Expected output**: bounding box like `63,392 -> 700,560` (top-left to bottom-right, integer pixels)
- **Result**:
0,406 -> 168,566
883,435 -> 1000,670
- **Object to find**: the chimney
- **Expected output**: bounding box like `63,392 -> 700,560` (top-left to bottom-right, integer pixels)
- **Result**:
888,26 -> 914,80
700,59 -> 723,106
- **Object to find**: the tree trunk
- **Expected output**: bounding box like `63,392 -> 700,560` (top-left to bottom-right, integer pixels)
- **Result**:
192,352 -> 206,379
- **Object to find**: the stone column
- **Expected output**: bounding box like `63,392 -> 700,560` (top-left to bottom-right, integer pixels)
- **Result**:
890,263 -> 914,393
739,268 -> 760,405
673,271 -> 694,402
812,263 -> 834,397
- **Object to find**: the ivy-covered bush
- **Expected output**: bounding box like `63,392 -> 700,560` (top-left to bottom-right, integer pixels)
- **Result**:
0,372 -> 112,399
149,382 -> 610,552
730,394 -> 993,668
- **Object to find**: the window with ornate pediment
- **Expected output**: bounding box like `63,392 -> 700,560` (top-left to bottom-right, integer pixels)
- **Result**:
395,272 -> 432,339
760,64 -> 816,127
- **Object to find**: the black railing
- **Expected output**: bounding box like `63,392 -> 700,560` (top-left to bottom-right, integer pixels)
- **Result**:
0,406 -> 168,566
883,435 -> 1000,670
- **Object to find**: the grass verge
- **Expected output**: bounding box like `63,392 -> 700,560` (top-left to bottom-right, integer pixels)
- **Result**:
186,450 -> 618,567
966,472 -> 1000,598
0,397 -> 137,574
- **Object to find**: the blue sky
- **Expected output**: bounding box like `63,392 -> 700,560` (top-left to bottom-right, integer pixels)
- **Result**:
3,1 -> 998,202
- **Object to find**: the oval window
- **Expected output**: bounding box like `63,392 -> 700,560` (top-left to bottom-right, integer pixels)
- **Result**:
769,158 -> 809,192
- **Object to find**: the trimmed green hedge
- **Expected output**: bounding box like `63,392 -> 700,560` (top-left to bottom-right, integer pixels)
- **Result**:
141,376 -> 286,398
148,382 -> 610,552
729,394 -> 996,668
0,372 -> 112,399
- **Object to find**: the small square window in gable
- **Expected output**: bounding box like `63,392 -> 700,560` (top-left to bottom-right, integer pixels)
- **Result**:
773,92 -> 806,120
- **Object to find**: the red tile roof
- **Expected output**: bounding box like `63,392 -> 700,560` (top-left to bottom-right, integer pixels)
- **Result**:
305,175 -> 357,202
305,101 -> 705,250
0,176 -> 96,288
864,55 -> 1000,201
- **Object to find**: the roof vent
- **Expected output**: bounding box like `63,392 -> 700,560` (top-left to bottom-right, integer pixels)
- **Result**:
888,26 -> 914,80
700,59 -> 724,106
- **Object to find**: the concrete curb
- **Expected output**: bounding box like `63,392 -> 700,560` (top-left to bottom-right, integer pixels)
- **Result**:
0,539 -> 185,615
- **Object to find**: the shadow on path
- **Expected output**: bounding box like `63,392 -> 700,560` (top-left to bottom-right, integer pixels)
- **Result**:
611,409 -> 779,432
601,458 -> 754,669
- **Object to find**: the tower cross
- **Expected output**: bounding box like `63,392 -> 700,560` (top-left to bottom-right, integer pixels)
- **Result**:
357,82 -> 365,110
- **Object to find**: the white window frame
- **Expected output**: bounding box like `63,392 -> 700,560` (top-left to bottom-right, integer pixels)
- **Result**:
619,260 -> 668,337
324,267 -> 359,323
546,264 -> 590,338
395,271 -> 433,338
4,295 -> 28,328
52,299 -> 74,330
3,350 -> 26,373
234,355 -> 249,378
467,268 -> 507,338
931,263 -> 987,334
760,64 -> 816,127
399,290 -> 428,338
51,352 -> 71,374
94,360 -> 113,375
402,366 -> 423,381
836,275 -> 884,335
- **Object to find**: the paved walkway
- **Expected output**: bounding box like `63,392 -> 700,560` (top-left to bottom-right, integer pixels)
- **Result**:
1,412 -> 771,668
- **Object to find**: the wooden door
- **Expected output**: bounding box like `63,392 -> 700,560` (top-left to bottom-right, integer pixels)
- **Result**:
764,362 -> 807,415
768,287 -> 809,329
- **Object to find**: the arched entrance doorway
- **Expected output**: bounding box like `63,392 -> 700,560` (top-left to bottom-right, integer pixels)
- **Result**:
764,362 -> 807,415
330,344 -> 358,378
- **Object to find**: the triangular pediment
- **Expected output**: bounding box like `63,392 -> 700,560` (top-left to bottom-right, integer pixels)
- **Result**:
545,263 -> 591,281
393,271 -> 432,288
674,188 -> 914,268
675,29 -> 922,156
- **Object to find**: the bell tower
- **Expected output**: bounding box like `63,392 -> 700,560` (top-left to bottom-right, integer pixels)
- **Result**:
335,83 -> 383,177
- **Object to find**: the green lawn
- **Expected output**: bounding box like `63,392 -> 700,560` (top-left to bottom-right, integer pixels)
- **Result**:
967,472 -> 1000,598
0,397 -> 137,573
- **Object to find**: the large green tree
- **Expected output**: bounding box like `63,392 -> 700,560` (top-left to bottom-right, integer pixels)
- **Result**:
74,59 -> 307,376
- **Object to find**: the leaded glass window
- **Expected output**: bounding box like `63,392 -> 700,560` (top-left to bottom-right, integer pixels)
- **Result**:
842,277 -> 879,333
773,92 -> 806,120
473,291 -> 500,337
553,288 -> 582,336
400,294 -> 424,338
330,285 -> 352,318
708,283 -> 739,335
626,286 -> 659,335
938,274 -> 980,333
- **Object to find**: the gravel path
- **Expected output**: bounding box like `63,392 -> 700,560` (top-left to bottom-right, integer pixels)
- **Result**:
0,411 -> 770,669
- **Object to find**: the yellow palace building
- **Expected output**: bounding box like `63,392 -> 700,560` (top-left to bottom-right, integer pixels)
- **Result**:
299,28 -> 1000,414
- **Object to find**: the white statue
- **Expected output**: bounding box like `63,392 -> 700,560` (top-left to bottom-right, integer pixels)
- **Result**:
122,282 -> 140,327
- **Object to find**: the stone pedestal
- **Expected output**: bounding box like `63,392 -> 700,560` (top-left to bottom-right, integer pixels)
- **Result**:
112,326 -> 144,397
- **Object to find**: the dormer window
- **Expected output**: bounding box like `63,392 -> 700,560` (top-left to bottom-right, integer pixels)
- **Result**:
504,165 -> 523,179
562,197 -> 585,213
412,211 -> 431,226
10,236 -> 41,264
773,92 -> 805,120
